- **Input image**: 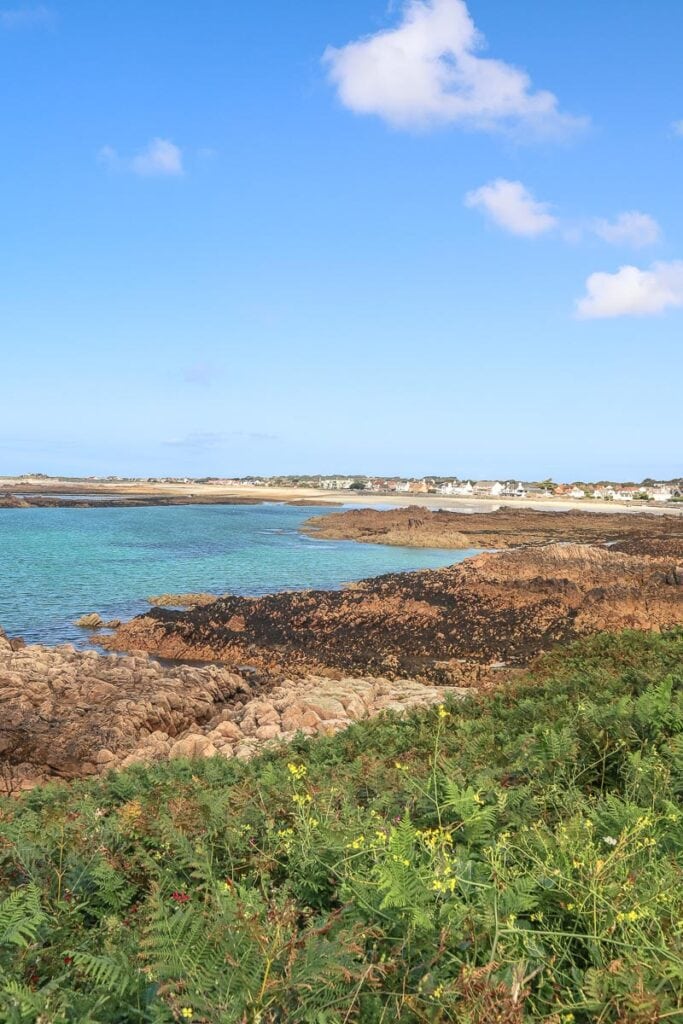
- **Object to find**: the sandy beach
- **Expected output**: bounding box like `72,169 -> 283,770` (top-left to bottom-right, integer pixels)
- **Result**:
2,476 -> 682,516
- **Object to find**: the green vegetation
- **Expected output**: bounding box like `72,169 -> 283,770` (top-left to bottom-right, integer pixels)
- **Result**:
1,630 -> 682,1022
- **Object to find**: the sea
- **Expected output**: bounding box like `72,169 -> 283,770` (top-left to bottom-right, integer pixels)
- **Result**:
0,503 -> 477,646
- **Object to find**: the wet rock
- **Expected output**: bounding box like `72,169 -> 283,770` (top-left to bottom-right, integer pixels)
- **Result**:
103,540 -> 683,682
74,613 -> 104,629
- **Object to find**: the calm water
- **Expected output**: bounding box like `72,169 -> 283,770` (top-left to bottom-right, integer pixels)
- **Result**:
0,504 -> 476,646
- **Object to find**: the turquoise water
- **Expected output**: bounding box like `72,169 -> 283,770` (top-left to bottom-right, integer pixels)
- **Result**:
0,504 -> 476,646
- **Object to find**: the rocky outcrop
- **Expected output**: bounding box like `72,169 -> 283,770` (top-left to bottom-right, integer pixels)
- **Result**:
102,541 -> 683,681
147,593 -> 218,608
302,505 -> 683,549
74,613 -> 122,629
0,493 -> 30,508
0,636 -> 466,792
0,494 -> 265,509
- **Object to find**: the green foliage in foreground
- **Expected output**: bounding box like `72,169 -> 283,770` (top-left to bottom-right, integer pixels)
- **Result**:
1,631 -> 682,1023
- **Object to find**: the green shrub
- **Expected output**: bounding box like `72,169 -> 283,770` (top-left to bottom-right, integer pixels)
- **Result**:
0,629 -> 682,1022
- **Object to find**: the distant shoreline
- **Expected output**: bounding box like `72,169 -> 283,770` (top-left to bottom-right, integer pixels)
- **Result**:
0,477 -> 682,515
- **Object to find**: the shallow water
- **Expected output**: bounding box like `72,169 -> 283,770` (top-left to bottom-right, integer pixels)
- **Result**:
0,503 -> 476,646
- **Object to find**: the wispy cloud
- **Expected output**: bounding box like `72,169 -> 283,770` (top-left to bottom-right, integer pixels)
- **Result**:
671,120 -> 683,137
576,260 -> 683,319
98,138 -> 183,178
163,432 -> 225,450
163,431 -> 278,449
591,211 -> 661,249
323,0 -> 585,139
0,5 -> 52,29
465,179 -> 557,237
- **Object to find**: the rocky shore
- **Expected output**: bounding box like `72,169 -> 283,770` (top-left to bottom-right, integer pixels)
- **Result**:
0,628 -> 465,792
302,504 -> 683,549
3,507 -> 682,791
0,492 -> 267,509
101,539 -> 683,681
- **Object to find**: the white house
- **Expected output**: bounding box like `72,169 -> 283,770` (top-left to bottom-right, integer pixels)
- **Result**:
569,487 -> 586,499
593,486 -> 616,500
320,478 -> 354,490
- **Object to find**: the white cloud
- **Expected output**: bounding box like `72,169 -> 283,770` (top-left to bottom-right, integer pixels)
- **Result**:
465,178 -> 557,237
0,5 -> 51,28
576,261 -> 683,319
98,138 -> 183,177
464,185 -> 662,249
671,120 -> 683,136
322,0 -> 584,137
592,211 -> 661,248
131,138 -> 183,177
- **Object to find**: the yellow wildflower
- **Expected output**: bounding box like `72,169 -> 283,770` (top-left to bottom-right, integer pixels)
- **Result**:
292,793 -> 311,806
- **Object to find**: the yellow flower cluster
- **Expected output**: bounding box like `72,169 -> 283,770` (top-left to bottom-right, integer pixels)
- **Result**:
616,908 -> 644,923
346,835 -> 366,850
417,827 -> 453,850
287,762 -> 308,779
432,876 -> 457,894
291,793 -> 311,806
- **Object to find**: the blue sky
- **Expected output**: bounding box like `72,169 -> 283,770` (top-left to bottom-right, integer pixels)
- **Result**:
1,0 -> 681,481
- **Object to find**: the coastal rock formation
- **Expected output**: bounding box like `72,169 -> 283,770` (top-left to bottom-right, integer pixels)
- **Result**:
103,541 -> 683,681
0,632 -> 465,791
0,493 -> 266,509
73,612 -> 122,629
0,492 -> 30,508
147,593 -> 218,608
302,505 -> 683,549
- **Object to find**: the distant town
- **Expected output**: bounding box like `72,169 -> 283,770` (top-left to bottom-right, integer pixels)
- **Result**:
10,473 -> 683,504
